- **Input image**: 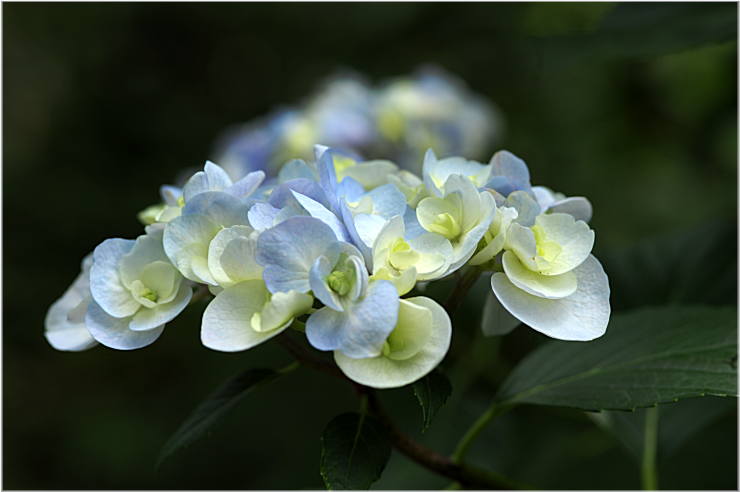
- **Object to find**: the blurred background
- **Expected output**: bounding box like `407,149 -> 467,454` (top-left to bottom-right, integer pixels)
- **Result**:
4,2 -> 737,489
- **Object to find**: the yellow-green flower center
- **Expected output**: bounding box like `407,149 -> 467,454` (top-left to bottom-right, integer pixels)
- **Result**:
327,270 -> 351,296
141,288 -> 158,302
427,212 -> 461,240
388,238 -> 420,271
532,224 -> 562,262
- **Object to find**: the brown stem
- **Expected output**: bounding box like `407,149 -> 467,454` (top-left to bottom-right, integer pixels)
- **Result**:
277,332 -> 521,489
365,390 -> 521,490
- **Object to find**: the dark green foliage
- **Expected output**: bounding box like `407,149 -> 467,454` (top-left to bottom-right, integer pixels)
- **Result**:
602,219 -> 737,311
157,366 -> 290,466
320,412 -> 391,490
591,396 -> 737,463
497,306 -> 738,410
412,370 -> 453,432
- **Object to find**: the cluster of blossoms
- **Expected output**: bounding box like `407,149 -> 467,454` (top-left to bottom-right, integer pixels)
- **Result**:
45,145 -> 610,388
214,68 -> 500,179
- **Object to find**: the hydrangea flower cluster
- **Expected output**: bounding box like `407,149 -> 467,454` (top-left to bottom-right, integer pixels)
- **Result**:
45,146 -> 610,389
215,68 -> 500,179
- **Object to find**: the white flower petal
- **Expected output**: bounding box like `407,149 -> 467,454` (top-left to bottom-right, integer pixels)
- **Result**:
90,238 -> 139,318
535,213 -> 594,275
502,251 -> 577,299
408,233 -> 452,280
201,280 -> 282,351
258,290 -> 313,332
85,300 -> 164,350
163,214 -> 221,284
207,225 -> 260,287
45,259 -> 97,351
118,228 -> 169,289
491,255 -> 610,341
549,197 -> 593,223
129,282 -> 192,331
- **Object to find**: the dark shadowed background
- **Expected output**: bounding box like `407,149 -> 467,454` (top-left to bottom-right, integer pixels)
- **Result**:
4,2 -> 737,489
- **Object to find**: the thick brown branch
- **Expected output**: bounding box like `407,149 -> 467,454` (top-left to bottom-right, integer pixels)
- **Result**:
278,331 -> 523,490
365,390 -> 520,490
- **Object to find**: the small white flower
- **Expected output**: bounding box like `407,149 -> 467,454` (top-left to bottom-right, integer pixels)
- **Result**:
45,254 -> 97,351
87,225 -> 192,350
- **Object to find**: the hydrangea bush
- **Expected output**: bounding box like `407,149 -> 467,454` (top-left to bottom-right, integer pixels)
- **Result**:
46,146 -> 609,389
44,139 -> 738,489
214,68 -> 500,179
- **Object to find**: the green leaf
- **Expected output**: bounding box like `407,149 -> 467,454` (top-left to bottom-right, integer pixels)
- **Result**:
533,3 -> 737,72
157,363 -> 298,466
496,305 -> 738,411
320,412 -> 391,490
590,396 -> 738,462
412,370 -> 452,432
601,219 -> 737,310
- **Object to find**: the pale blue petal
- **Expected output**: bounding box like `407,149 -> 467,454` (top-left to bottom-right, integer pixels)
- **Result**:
317,149 -> 340,212
278,159 -> 317,182
354,214 -> 387,248
86,300 -> 163,350
339,201 -> 373,267
183,161 -> 234,201
367,183 -> 407,218
306,280 -> 399,358
226,170 -> 265,199
336,177 -> 365,203
269,179 -> 328,208
291,191 -> 349,242
181,191 -> 249,226
314,144 -> 330,161
486,150 -> 532,196
347,254 -> 368,301
257,216 -> 337,293
160,185 -> 183,206
309,256 -> 344,311
90,238 -> 139,318
532,186 -> 556,209
403,207 -> 425,240
248,202 -> 281,231
506,191 -> 541,227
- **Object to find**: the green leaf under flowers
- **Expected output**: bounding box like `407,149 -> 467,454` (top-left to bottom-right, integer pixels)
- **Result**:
412,370 -> 452,432
601,219 -> 737,311
589,396 -> 737,463
320,412 -> 391,490
496,305 -> 738,411
157,362 -> 298,467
